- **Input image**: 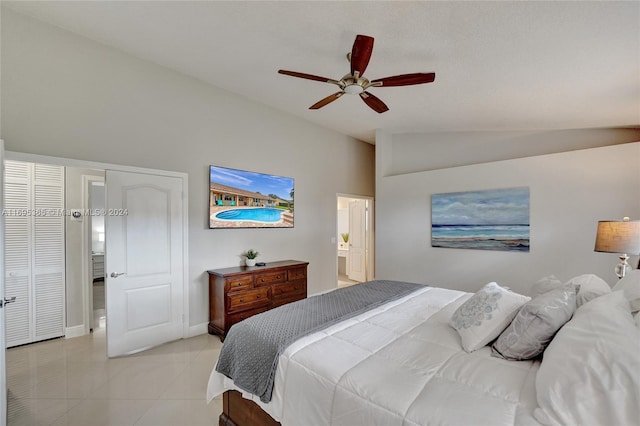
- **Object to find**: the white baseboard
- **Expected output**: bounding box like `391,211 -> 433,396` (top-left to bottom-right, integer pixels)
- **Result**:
187,322 -> 208,338
65,324 -> 87,339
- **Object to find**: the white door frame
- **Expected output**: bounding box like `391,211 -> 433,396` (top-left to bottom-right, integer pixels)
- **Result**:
5,151 -> 190,340
336,193 -> 375,283
0,140 -> 7,424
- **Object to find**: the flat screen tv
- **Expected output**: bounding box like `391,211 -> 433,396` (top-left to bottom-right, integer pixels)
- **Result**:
209,165 -> 294,229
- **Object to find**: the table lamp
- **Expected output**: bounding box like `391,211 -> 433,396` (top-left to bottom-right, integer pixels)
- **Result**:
594,217 -> 640,279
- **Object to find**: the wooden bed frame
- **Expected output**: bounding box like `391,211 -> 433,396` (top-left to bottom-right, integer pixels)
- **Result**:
220,390 -> 280,426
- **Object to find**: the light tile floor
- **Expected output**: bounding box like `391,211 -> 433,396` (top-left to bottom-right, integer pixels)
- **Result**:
7,329 -> 224,425
337,274 -> 360,288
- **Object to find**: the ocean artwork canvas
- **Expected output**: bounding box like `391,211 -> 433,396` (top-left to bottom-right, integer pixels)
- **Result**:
431,187 -> 530,252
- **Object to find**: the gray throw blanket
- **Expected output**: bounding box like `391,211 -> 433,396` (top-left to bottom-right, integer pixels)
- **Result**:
215,279 -> 425,402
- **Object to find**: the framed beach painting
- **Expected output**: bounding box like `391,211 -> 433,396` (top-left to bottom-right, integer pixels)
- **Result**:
431,187 -> 530,252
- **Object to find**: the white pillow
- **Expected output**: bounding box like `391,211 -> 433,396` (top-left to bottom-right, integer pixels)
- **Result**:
534,291 -> 639,426
636,312 -> 640,328
612,269 -> 640,314
450,282 -> 530,352
566,274 -> 611,307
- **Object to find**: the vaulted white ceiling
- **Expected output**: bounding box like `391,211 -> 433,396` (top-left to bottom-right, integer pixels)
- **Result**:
5,1 -> 639,143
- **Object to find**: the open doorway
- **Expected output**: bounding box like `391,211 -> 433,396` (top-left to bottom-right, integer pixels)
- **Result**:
88,180 -> 106,331
337,194 -> 374,288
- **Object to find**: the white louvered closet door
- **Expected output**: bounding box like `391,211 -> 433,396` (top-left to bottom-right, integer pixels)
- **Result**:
4,161 -> 65,347
4,161 -> 31,347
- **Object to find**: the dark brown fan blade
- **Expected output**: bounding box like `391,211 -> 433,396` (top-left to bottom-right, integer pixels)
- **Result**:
309,92 -> 344,109
359,91 -> 389,113
350,35 -> 374,77
278,70 -> 339,85
370,73 -> 436,87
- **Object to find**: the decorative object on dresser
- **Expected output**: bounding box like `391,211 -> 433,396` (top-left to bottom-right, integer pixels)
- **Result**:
243,249 -> 260,267
207,260 -> 308,340
594,217 -> 640,278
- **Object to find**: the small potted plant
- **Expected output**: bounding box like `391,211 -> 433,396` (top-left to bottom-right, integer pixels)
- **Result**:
339,233 -> 349,249
243,249 -> 259,267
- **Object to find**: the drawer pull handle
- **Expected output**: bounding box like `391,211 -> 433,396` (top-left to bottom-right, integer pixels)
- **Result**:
239,299 -> 244,303
277,276 -> 281,279
256,295 -> 261,299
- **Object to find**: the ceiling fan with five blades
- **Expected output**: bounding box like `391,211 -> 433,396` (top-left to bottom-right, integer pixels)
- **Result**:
278,34 -> 436,113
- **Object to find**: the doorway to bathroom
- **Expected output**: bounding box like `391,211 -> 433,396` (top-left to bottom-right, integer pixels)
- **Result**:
88,179 -> 106,331
336,194 -> 374,288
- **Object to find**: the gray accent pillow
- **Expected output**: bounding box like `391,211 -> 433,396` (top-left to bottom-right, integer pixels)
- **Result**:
529,275 -> 563,298
492,283 -> 577,360
568,274 -> 610,307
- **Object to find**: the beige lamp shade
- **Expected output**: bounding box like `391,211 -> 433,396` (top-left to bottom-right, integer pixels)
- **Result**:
594,221 -> 640,254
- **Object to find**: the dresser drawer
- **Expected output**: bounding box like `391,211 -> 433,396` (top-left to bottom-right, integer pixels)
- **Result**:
255,271 -> 286,286
228,305 -> 270,327
272,281 -> 306,298
227,287 -> 270,312
272,292 -> 306,308
227,275 -> 253,292
288,267 -> 306,281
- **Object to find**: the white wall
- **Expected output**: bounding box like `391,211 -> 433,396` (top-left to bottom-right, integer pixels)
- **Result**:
1,10 -> 375,331
376,134 -> 640,293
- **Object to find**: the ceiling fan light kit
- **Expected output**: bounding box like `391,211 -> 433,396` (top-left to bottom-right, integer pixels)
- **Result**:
278,34 -> 436,113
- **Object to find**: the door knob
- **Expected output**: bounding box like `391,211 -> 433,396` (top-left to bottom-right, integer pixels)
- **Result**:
110,272 -> 126,278
0,296 -> 16,307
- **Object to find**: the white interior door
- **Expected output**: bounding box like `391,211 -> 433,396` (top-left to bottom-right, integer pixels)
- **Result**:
348,199 -> 367,282
105,170 -> 184,357
4,161 -> 65,348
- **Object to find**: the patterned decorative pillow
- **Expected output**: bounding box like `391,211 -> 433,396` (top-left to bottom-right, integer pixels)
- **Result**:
450,282 -> 531,352
567,274 -> 611,307
492,283 -> 577,360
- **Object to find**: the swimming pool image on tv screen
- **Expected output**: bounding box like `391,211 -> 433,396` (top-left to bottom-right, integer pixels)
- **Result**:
209,164 -> 294,229
215,208 -> 283,223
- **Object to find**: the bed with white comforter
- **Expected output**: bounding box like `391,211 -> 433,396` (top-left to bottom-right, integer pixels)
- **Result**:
208,286 -> 542,425
208,272 -> 640,426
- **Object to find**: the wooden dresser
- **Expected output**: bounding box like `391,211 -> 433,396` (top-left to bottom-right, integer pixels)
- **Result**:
207,260 -> 308,340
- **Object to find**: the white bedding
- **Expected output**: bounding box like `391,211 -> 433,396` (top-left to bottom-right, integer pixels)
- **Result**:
207,286 -> 542,426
